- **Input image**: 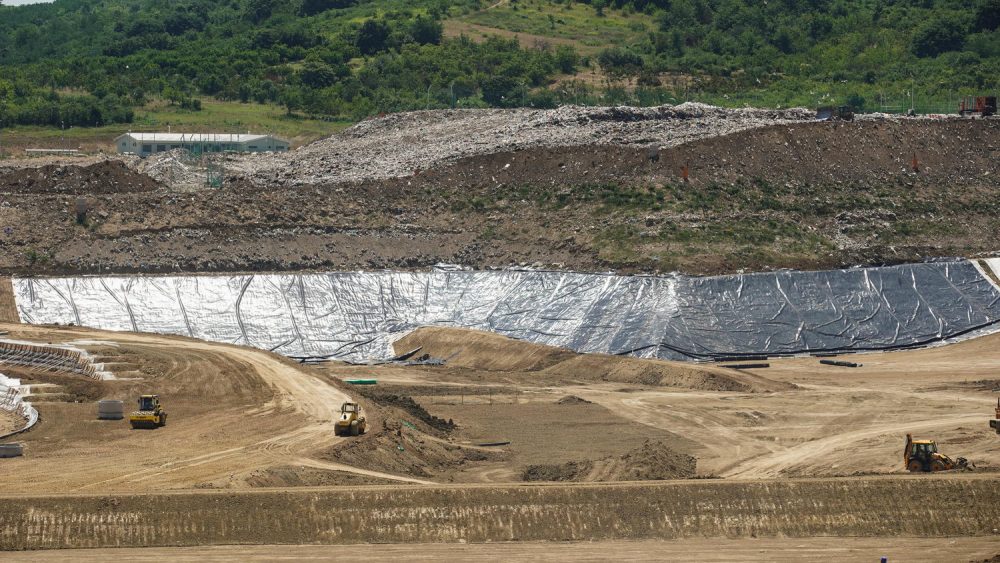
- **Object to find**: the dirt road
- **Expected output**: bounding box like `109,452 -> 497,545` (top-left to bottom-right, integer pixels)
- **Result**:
0,324 -> 430,492
363,327 -> 1000,482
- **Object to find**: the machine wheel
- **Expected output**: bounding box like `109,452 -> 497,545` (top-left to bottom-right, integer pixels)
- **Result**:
160,414 -> 167,427
907,460 -> 924,472
350,423 -> 360,437
930,459 -> 948,472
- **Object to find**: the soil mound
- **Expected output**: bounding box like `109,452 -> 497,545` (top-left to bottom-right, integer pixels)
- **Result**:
393,327 -> 576,372
394,327 -> 791,393
522,440 -> 696,482
556,395 -> 592,405
354,387 -> 455,432
614,440 -> 698,480
0,160 -> 160,194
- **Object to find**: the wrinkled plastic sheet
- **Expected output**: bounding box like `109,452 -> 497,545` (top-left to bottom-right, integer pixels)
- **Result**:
13,261 -> 1000,363
0,374 -> 38,439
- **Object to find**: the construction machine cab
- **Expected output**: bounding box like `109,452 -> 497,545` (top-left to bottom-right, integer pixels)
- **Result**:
341,402 -> 358,413
138,395 -> 159,411
910,441 -> 937,457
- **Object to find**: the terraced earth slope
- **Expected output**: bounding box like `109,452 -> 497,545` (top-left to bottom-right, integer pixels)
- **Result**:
0,108 -> 996,276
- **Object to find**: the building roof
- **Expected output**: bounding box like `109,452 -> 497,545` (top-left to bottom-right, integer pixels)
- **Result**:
115,133 -> 287,143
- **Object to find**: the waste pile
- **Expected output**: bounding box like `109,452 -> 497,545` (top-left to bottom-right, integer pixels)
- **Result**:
227,103 -> 816,187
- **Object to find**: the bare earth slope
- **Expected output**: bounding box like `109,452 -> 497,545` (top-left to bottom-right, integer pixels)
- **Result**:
393,326 -> 792,392
0,108 -> 996,276
0,323 -> 395,493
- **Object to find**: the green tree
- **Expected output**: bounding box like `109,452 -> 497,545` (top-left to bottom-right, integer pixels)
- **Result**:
974,0 -> 1000,31
356,19 -> 390,55
409,15 -> 443,45
555,45 -> 579,73
598,47 -> 644,76
300,59 -> 338,88
281,88 -> 303,116
481,75 -> 518,107
912,15 -> 968,57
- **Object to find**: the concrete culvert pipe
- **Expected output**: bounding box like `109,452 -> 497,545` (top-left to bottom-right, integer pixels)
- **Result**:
0,443 -> 23,458
97,400 -> 124,420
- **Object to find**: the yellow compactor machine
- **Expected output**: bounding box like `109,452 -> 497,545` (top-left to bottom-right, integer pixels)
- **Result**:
129,395 -> 167,429
334,402 -> 366,436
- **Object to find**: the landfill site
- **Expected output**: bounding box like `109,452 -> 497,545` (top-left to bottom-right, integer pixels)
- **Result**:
0,104 -> 999,561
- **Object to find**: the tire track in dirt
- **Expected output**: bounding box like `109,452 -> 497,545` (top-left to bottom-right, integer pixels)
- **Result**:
3,324 -> 429,489
723,413 -> 986,479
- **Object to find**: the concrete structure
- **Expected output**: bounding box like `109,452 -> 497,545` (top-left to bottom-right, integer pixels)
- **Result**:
114,133 -> 289,157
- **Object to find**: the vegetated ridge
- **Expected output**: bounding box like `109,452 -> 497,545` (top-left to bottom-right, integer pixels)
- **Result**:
0,0 -> 997,132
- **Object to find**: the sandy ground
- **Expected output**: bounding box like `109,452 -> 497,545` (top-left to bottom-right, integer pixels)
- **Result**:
3,323 -> 999,492
0,409 -> 25,437
4,538 -> 997,562
0,323 -> 999,551
316,327 -> 1000,482
0,323 -> 432,492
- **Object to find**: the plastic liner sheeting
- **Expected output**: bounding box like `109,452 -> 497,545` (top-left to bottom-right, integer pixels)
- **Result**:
0,374 -> 38,439
13,261 -> 1000,363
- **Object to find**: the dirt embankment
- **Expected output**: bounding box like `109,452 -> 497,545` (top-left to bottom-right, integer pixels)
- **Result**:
0,117 -> 996,276
393,327 -> 792,393
1,477 -> 997,549
522,440 -> 697,482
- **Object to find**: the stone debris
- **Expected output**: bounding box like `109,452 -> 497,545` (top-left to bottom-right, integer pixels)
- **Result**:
135,149 -> 209,190
226,103 -> 818,187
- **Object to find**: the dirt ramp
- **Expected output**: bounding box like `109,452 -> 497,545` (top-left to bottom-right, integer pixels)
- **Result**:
393,326 -> 576,371
393,327 -> 790,392
523,440 -> 697,482
2,478 -> 998,549
542,353 -> 792,392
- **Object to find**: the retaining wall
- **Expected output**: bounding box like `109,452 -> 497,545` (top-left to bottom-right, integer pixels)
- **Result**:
0,478 -> 997,549
0,341 -> 100,379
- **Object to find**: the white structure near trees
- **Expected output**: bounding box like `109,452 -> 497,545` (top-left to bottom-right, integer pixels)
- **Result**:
115,132 -> 290,157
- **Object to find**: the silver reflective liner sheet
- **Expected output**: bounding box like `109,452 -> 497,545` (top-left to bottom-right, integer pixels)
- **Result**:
14,261 -> 1000,362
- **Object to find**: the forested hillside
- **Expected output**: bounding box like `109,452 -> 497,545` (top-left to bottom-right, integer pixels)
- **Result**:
0,0 -> 997,129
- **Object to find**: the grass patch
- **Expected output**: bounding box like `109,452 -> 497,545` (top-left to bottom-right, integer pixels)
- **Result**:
1,99 -> 352,153
455,0 -> 649,49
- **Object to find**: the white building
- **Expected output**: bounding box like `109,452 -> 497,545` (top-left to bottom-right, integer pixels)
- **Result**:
115,132 -> 290,157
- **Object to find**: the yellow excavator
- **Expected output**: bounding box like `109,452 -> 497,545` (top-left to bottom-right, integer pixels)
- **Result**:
334,401 -> 366,436
904,433 -> 967,472
129,395 -> 167,429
